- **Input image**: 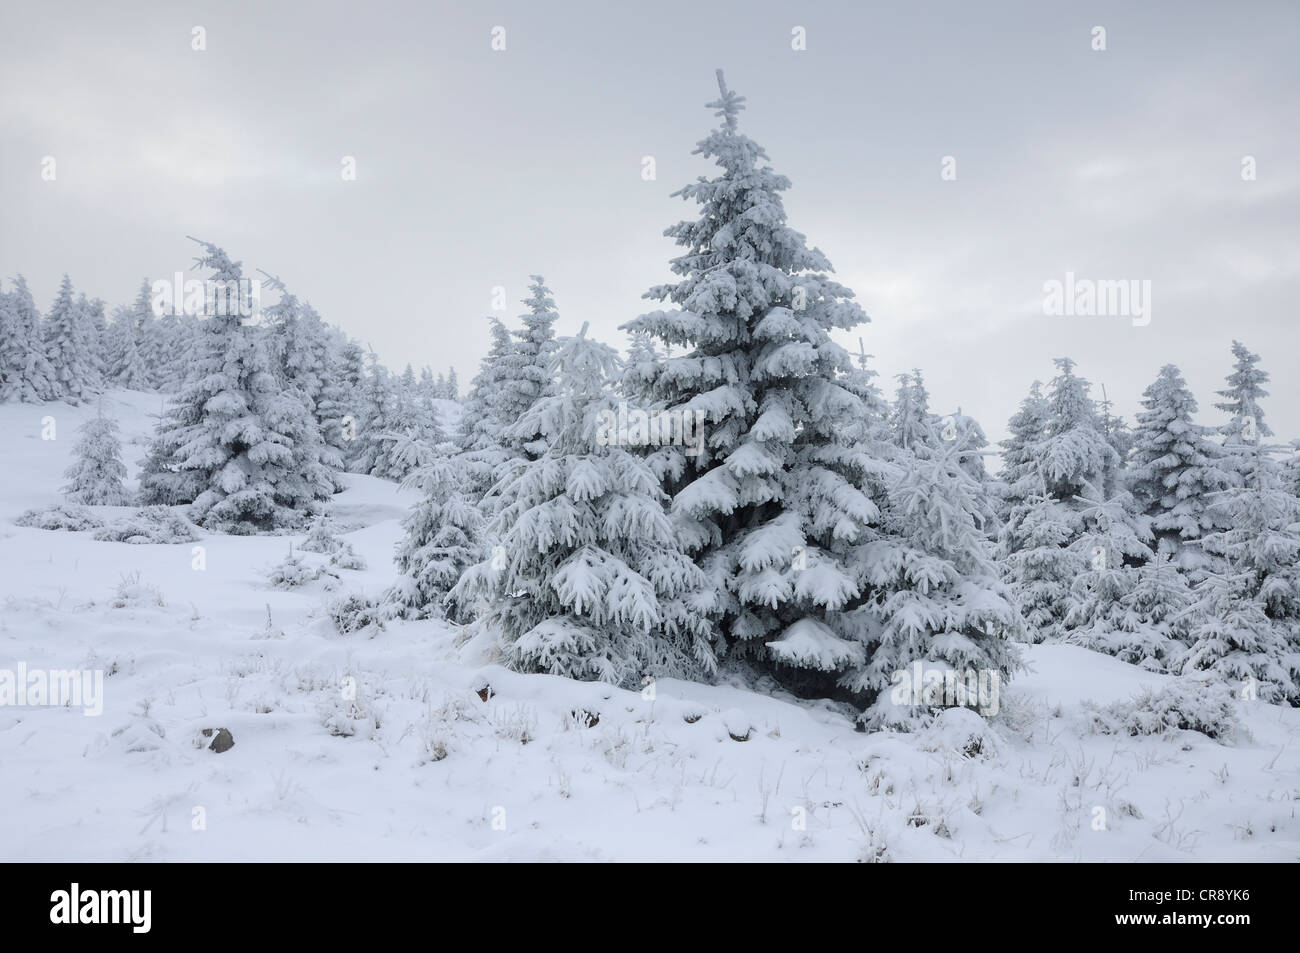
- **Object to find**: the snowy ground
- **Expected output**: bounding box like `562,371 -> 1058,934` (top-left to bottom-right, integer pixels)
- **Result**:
1,393 -> 1297,861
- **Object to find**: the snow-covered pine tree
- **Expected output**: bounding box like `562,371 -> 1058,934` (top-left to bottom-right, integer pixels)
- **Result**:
43,276 -> 99,405
1059,484 -> 1182,670
445,367 -> 458,400
497,276 -> 559,459
1214,340 -> 1272,488
836,440 -> 1023,727
0,276 -> 59,403
388,454 -> 485,623
453,326 -> 714,684
138,240 -> 332,531
1128,364 -> 1234,570
890,370 -> 939,454
128,278 -> 163,389
1000,360 -> 1118,641
620,72 -> 924,703
346,351 -> 398,477
0,286 -> 22,402
1215,340 -> 1271,444
1095,384 -> 1132,497
261,280 -> 347,477
996,380 -> 1048,517
1179,442 -> 1300,704
838,338 -> 891,449
81,296 -> 109,389
106,305 -> 151,390
62,407 -> 132,506
455,317 -> 516,498
347,349 -> 444,481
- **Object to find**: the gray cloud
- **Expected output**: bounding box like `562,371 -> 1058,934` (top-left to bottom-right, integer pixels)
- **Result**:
2,0 -> 1296,445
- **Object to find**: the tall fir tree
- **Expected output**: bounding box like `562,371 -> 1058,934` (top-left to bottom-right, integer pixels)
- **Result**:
138,240 -> 332,531
1214,339 -> 1272,487
1179,442 -> 1300,705
106,305 -> 151,389
497,276 -> 559,459
0,276 -> 58,403
1128,364 -> 1234,569
454,327 -> 714,684
43,276 -> 99,405
615,72 -> 1020,717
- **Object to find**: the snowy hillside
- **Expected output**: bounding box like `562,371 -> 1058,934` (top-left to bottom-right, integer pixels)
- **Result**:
1,393 -> 1296,862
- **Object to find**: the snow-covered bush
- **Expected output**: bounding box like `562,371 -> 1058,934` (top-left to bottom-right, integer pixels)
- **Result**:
1082,679 -> 1239,742
299,514 -> 345,554
318,686 -> 383,739
265,550 -> 321,589
15,502 -> 103,532
92,506 -> 199,544
917,706 -> 1000,760
109,571 -> 165,608
328,544 -> 367,571
326,592 -> 387,636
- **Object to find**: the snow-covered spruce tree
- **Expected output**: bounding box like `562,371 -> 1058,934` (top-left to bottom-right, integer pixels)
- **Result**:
1036,358 -> 1118,501
615,73 -> 1019,717
0,276 -> 59,403
63,409 -> 132,506
838,441 -> 1023,727
106,305 -> 151,390
1214,339 -> 1272,487
128,278 -> 163,389
1059,485 -> 1184,670
839,340 -> 892,449
890,370 -> 940,454
1215,339 -> 1271,444
1179,444 -> 1300,704
995,380 -> 1048,518
388,454 -> 485,623
619,71 -> 882,684
1000,360 -> 1118,641
1095,386 -> 1132,498
387,321 -> 513,622
0,287 -> 22,402
43,275 -> 99,405
445,367 -> 458,400
419,366 -> 438,403
1128,364 -> 1234,571
346,352 -> 399,477
84,296 -> 109,388
496,276 -> 559,459
621,328 -> 662,402
455,317 -> 517,498
138,240 -> 332,532
453,327 -> 714,684
261,281 -> 347,478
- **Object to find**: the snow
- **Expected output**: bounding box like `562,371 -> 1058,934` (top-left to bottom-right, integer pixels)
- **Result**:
2,392 -> 1297,861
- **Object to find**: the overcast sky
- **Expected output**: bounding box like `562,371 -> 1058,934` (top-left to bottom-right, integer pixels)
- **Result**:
2,0 -> 1296,445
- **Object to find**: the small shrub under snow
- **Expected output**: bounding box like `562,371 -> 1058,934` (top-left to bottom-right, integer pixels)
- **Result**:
109,572 -> 165,609
265,551 -> 322,590
1082,679 -> 1240,742
92,507 -> 199,544
326,592 -> 387,636
15,503 -> 103,532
